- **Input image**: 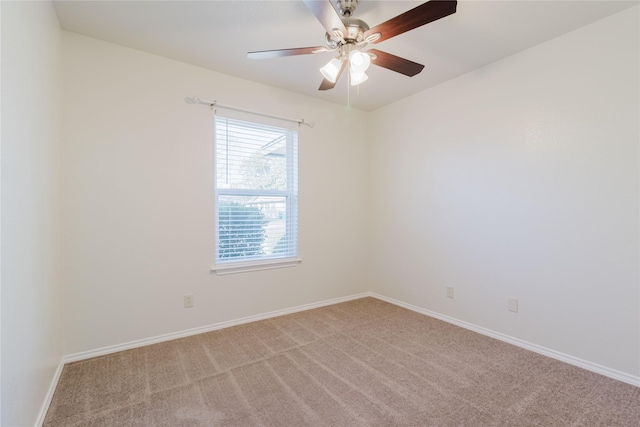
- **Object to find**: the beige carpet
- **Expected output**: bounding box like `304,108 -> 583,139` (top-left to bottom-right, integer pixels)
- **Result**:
44,297 -> 639,426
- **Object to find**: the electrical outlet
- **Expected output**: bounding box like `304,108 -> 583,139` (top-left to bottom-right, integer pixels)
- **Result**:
447,286 -> 454,298
508,297 -> 518,313
184,294 -> 194,308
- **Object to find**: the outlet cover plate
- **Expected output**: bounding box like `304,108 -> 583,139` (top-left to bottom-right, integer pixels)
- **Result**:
184,294 -> 194,308
447,286 -> 454,298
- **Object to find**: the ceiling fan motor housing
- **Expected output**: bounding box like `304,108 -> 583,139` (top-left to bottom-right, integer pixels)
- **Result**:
343,19 -> 369,41
325,18 -> 369,53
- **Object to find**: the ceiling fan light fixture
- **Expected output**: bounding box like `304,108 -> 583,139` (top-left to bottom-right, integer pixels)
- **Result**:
349,50 -> 371,73
320,57 -> 343,83
350,70 -> 368,86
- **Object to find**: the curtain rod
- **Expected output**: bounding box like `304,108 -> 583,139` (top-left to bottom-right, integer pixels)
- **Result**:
185,96 -> 315,128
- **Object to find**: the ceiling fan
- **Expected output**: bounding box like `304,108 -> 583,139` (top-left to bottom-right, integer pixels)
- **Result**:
247,0 -> 457,90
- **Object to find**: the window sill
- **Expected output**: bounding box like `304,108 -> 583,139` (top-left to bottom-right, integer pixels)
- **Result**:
211,257 -> 302,275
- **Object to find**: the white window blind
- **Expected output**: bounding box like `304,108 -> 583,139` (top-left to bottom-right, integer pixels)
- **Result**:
214,114 -> 298,268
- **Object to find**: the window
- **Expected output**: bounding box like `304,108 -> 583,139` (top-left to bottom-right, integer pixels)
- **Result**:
213,114 -> 298,273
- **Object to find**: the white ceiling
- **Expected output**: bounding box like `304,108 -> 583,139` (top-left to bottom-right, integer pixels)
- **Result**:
53,0 -> 636,111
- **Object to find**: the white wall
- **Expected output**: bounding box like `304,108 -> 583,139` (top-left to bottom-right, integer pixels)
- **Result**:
61,32 -> 371,355
370,6 -> 639,377
1,1 -> 63,425
3,4 -> 636,422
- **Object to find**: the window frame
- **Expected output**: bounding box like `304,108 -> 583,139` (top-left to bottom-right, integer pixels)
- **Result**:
211,113 -> 300,275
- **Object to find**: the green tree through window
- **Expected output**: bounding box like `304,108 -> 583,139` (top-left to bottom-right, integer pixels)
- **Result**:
218,202 -> 266,259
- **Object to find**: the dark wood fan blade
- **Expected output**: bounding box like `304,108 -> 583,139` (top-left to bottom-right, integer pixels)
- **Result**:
319,78 -> 336,91
248,46 -> 328,60
368,49 -> 425,77
364,1 -> 457,44
303,0 -> 347,39
318,60 -> 347,91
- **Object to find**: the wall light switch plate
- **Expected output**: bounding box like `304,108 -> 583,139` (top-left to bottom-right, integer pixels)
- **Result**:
508,297 -> 518,313
447,286 -> 454,298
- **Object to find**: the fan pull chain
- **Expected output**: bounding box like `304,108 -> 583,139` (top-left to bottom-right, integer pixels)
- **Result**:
347,69 -> 351,109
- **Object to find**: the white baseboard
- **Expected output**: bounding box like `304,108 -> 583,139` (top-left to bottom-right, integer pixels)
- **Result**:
369,292 -> 640,388
63,292 -> 369,363
35,358 -> 65,427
